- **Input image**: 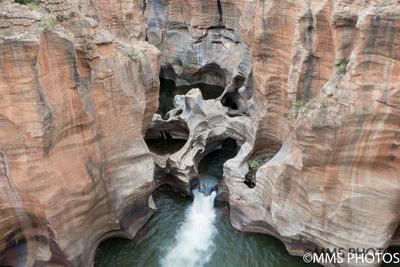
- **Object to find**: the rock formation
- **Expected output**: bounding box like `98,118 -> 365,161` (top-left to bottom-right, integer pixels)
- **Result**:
1,0 -> 400,266
231,2 -> 400,266
0,1 -> 160,266
144,0 -> 400,266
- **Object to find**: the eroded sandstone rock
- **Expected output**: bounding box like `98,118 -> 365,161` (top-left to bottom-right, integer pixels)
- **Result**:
144,1 -> 400,267
1,0 -> 400,266
0,2 -> 160,266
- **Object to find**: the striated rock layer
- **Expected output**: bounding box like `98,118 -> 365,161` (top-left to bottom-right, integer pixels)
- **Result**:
144,0 -> 400,267
0,1 -> 160,266
1,0 -> 400,266
231,2 -> 400,266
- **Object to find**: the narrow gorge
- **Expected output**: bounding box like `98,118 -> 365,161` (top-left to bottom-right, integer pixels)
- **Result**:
0,0 -> 399,267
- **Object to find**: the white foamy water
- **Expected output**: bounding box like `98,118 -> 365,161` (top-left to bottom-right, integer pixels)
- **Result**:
161,189 -> 217,267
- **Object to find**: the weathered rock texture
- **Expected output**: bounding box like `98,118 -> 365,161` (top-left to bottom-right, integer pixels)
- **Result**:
1,0 -> 400,266
0,1 -> 159,266
145,0 -> 252,88
229,2 -> 400,267
144,0 -> 400,267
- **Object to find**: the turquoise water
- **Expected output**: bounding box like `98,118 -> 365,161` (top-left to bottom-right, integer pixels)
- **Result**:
94,76 -> 396,267
94,187 -> 319,267
94,139 -> 320,267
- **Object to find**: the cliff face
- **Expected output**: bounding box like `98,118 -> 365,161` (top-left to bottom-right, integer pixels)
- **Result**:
0,1 -> 159,266
145,0 -> 252,87
233,0 -> 400,263
1,0 -> 400,266
145,0 -> 400,266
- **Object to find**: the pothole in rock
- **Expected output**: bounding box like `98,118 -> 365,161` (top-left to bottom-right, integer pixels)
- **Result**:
190,138 -> 238,196
95,137 -> 316,267
145,136 -> 187,156
157,77 -> 225,118
245,139 -> 282,188
144,121 -> 189,155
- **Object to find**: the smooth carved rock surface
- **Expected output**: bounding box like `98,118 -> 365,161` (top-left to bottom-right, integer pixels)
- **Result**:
0,2 -> 160,266
232,1 -> 400,266
146,88 -> 253,195
144,1 -> 400,267
145,0 -> 252,87
1,0 -> 400,267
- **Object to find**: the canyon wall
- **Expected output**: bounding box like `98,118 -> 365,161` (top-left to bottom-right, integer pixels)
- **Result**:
0,0 -> 400,267
234,0 -> 400,265
144,0 -> 400,267
0,1 -> 160,266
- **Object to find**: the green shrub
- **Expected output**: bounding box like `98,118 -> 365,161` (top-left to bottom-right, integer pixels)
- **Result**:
291,99 -> 307,118
40,14 -> 56,29
248,159 -> 260,171
336,62 -> 347,75
124,46 -> 140,61
248,156 -> 266,171
330,62 -> 348,82
15,0 -> 42,12
313,102 -> 327,113
27,2 -> 43,12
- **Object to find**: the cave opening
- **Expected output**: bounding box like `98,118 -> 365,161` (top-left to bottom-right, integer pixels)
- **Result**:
221,92 -> 239,110
145,133 -> 187,156
156,77 -> 225,118
144,120 -> 189,155
245,139 -> 283,188
220,75 -> 246,112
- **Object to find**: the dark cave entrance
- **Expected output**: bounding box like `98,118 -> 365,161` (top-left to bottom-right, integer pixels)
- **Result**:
220,75 -> 246,113
156,77 -> 225,118
221,92 -> 239,110
144,120 -> 189,155
145,134 -> 187,156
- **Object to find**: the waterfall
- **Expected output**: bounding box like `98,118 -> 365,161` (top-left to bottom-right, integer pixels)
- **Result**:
161,189 -> 217,267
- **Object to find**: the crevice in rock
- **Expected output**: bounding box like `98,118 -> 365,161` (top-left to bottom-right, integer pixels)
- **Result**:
217,0 -> 223,25
245,139 -> 282,188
